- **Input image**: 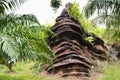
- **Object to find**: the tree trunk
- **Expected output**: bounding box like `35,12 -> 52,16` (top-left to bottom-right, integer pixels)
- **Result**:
0,61 -> 13,72
5,62 -> 13,72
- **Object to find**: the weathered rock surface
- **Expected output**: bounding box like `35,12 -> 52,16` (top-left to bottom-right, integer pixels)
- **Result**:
47,3 -> 107,78
108,43 -> 120,59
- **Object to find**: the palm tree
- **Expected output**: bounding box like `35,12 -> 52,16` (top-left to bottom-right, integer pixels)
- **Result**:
0,0 -> 54,71
0,0 -> 27,14
84,0 -> 120,42
50,0 -> 62,10
0,0 -> 62,13
84,0 -> 120,27
0,13 -> 54,72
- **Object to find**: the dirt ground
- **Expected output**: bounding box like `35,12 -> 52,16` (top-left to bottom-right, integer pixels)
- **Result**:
40,70 -> 103,80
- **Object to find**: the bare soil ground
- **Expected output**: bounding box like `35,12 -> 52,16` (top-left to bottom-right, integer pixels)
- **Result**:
40,69 -> 103,80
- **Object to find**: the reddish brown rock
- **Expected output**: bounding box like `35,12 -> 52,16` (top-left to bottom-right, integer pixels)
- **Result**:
47,3 -> 107,78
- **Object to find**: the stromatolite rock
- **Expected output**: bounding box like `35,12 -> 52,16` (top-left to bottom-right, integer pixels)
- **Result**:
47,3 -> 107,78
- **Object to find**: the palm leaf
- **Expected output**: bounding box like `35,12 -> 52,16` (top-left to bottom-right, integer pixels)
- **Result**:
0,34 -> 19,62
51,0 -> 62,10
0,0 -> 26,14
15,14 -> 40,26
0,5 -> 54,68
0,14 -> 40,32
84,0 -> 120,18
84,0 -> 120,39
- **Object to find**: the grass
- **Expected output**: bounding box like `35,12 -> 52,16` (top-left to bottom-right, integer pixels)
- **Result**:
1,61 -> 120,80
99,61 -> 120,80
0,62 -> 50,80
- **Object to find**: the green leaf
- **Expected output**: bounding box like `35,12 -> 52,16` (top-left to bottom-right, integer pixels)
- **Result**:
0,34 -> 19,62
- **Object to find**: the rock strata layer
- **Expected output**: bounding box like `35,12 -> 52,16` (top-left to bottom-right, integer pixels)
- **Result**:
47,3 -> 107,77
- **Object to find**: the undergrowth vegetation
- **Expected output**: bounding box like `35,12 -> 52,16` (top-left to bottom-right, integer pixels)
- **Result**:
0,0 -> 120,80
0,62 -> 49,80
68,2 -> 105,39
68,1 -> 120,43
99,61 -> 120,80
68,2 -> 120,80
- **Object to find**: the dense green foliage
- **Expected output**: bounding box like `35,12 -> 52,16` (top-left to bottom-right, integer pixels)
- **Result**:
0,0 -> 120,80
0,62 -> 49,80
0,0 -> 54,71
84,0 -> 120,42
84,0 -> 120,28
100,61 -> 120,80
68,2 -> 88,30
0,14 -> 54,71
101,29 -> 120,43
51,0 -> 62,10
0,0 -> 27,14
68,2 -> 104,38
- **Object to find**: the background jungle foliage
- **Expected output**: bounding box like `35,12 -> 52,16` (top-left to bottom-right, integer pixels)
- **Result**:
0,0 -> 120,80
84,0 -> 120,43
51,0 -> 120,43
0,0 -> 55,72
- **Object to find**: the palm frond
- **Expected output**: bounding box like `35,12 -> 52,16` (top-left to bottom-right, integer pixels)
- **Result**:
15,14 -> 40,26
0,2 -> 54,68
0,0 -> 26,14
84,0 -> 120,30
0,34 -> 19,62
51,0 -> 62,10
1,22 -> 54,63
0,14 -> 40,32
84,0 -> 120,18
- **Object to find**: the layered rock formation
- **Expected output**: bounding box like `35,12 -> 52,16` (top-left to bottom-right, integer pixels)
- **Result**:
46,3 -> 107,78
